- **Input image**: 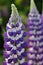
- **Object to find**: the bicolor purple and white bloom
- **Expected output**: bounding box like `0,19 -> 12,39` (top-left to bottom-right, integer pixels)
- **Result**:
27,0 -> 43,65
3,4 -> 27,65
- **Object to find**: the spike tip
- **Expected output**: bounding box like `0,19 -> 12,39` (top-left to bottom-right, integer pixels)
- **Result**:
30,0 -> 39,14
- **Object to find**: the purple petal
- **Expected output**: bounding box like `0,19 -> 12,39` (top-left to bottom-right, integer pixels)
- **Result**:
10,39 -> 14,44
17,47 -> 22,51
13,32 -> 17,37
6,26 -> 10,30
16,22 -> 19,27
11,24 -> 15,28
17,30 -> 21,34
13,58 -> 18,63
21,52 -> 27,57
11,50 -> 17,54
19,37 -> 23,41
8,59 -> 12,63
21,25 -> 25,30
3,61 -> 7,65
3,51 -> 10,58
18,55 -> 22,60
23,32 -> 27,37
21,42 -> 27,48
8,32 -> 13,36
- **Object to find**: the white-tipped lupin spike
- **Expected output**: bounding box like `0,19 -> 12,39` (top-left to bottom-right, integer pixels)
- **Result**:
30,0 -> 39,14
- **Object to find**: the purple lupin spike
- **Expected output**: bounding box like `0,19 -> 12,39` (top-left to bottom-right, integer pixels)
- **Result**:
3,4 -> 27,65
27,0 -> 43,65
3,4 -> 19,65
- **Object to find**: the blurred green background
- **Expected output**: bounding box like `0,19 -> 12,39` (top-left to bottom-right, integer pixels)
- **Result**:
0,0 -> 42,65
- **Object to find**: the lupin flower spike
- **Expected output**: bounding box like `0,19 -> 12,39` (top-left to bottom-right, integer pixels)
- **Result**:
3,4 -> 27,65
27,0 -> 43,65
